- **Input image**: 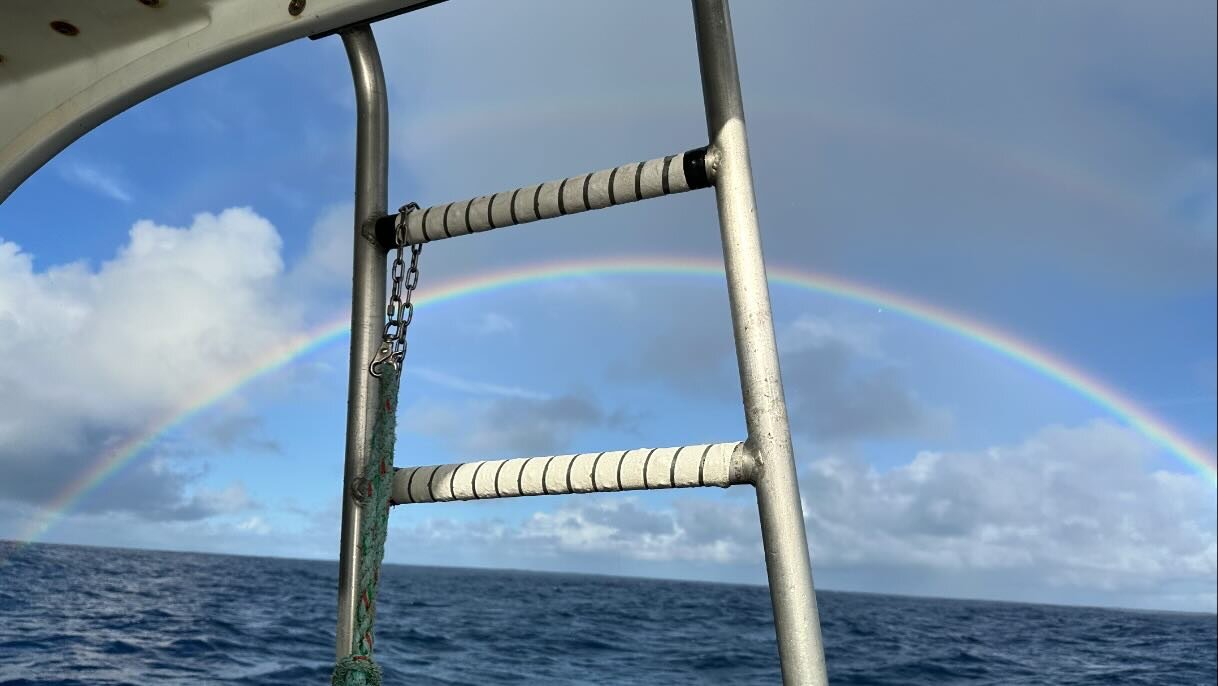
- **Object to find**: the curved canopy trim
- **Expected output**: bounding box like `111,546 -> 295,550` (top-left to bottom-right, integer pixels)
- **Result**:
0,0 -> 434,202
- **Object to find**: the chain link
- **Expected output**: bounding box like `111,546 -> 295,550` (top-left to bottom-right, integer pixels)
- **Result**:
370,203 -> 423,377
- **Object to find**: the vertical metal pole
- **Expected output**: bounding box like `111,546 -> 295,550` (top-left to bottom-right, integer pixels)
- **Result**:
336,25 -> 389,660
691,1 -> 828,683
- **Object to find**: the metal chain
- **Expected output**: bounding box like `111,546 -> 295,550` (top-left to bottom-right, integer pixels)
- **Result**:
369,203 -> 422,377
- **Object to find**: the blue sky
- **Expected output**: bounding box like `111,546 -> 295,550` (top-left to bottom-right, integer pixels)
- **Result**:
0,1 -> 1214,612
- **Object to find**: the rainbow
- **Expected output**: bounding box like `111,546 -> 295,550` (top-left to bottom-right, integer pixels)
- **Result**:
17,256 -> 1217,543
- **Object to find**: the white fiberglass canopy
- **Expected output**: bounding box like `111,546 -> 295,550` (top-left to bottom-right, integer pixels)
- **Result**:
0,0 -> 435,202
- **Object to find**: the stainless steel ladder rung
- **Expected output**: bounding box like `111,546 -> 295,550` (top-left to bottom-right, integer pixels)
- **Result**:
391,442 -> 746,505
370,147 -> 711,247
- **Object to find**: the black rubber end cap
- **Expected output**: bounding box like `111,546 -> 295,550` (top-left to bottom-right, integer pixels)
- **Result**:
682,146 -> 711,189
373,214 -> 397,249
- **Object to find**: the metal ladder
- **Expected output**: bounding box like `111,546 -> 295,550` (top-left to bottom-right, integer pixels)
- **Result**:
336,1 -> 828,683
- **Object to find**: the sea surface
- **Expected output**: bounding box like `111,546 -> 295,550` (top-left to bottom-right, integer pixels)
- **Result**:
0,542 -> 1214,685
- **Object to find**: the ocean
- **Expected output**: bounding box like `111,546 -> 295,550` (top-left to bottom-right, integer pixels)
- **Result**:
0,542 -> 1213,684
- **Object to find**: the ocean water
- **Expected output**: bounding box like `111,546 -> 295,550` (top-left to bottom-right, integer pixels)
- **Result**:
0,542 -> 1213,685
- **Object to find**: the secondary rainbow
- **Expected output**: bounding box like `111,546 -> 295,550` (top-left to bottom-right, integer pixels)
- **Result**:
19,256 -> 1217,544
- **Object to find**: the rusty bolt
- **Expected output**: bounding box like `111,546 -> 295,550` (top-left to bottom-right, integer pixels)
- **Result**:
350,477 -> 371,505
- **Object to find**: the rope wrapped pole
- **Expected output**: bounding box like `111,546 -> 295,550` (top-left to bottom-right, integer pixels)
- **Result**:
373,147 -> 711,247
335,23 -> 389,667
331,365 -> 400,686
392,442 -> 746,505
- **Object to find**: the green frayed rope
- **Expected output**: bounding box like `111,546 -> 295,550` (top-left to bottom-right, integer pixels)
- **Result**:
333,366 -> 400,685
332,655 -> 382,686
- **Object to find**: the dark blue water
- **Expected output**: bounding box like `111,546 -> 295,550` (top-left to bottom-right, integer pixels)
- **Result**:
0,542 -> 1213,684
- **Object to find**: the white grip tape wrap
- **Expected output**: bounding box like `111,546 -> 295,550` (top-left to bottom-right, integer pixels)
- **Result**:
392,442 -> 743,505
400,149 -> 706,245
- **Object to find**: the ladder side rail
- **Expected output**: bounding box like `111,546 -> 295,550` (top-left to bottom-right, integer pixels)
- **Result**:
391,442 -> 747,505
692,1 -> 829,683
336,24 -> 391,661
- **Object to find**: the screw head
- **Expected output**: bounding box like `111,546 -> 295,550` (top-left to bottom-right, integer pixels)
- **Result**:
350,477 -> 371,505
288,0 -> 306,16
50,20 -> 80,36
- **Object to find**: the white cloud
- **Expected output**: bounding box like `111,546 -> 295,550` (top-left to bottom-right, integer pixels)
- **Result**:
408,366 -> 548,400
384,494 -> 755,570
518,498 -> 754,564
288,203 -> 354,299
235,515 -> 271,535
0,499 -> 305,560
799,422 -> 1215,582
780,316 -> 953,441
59,162 -> 133,203
780,314 -> 887,360
192,482 -> 258,516
402,393 -> 631,458
470,312 -> 516,335
0,207 -> 287,422
0,208 -> 306,515
191,410 -> 282,455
